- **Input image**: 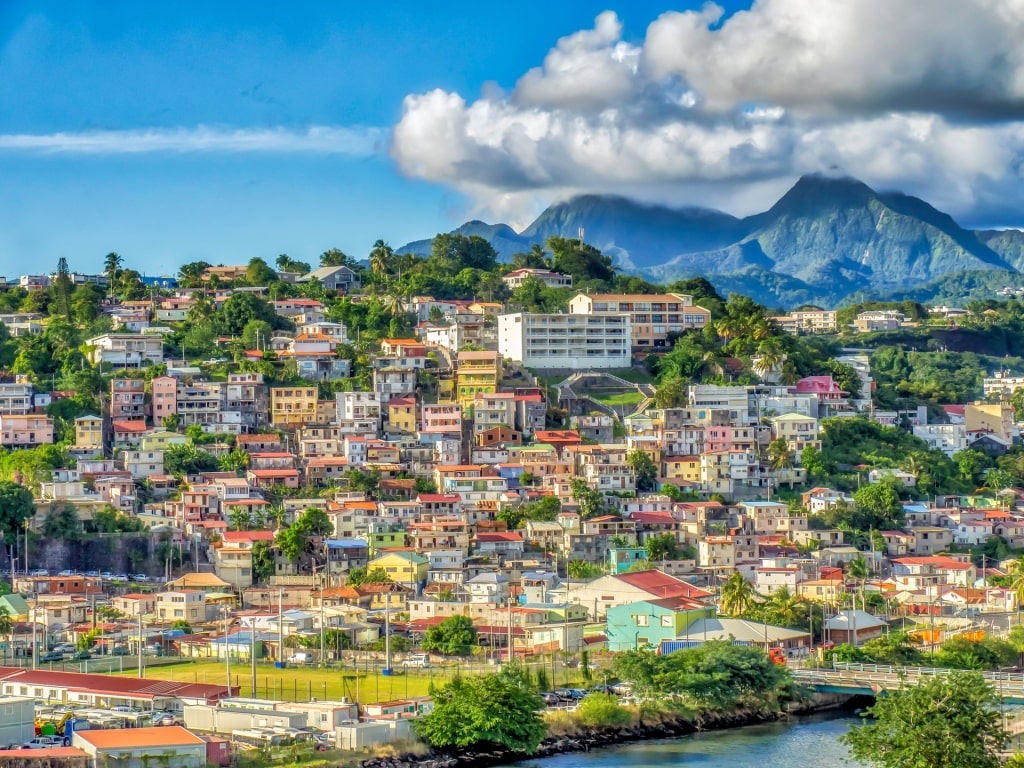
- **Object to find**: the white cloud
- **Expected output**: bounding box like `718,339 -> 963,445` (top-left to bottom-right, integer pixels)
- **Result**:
0,125 -> 386,155
391,2 -> 1024,225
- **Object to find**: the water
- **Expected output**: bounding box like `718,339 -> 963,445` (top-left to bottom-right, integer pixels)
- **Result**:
512,716 -> 866,768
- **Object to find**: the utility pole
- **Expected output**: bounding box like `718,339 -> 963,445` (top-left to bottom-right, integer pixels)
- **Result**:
383,593 -> 392,674
249,619 -> 256,697
277,589 -> 284,665
138,609 -> 144,679
224,606 -> 231,693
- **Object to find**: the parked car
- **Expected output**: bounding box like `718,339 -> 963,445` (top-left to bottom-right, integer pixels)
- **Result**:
401,654 -> 430,668
72,650 -> 91,660
539,692 -> 560,706
132,574 -> 149,582
29,569 -> 48,577
287,652 -> 310,664
111,645 -> 130,656
39,651 -> 63,663
610,682 -> 633,696
57,570 -> 74,577
83,570 -> 99,577
52,643 -> 75,655
100,572 -> 113,580
155,714 -> 180,726
113,573 -> 128,582
23,737 -> 63,749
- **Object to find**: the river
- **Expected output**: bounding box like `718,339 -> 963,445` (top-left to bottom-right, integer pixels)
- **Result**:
511,716 -> 866,768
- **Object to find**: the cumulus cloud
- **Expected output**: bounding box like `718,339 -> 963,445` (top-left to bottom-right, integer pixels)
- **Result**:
0,125 -> 385,155
391,2 -> 1024,225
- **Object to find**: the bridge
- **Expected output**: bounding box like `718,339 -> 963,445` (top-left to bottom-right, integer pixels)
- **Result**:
793,662 -> 1024,705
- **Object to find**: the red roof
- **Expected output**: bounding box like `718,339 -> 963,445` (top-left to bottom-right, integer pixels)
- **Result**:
112,420 -> 148,433
615,570 -> 714,600
222,530 -> 275,543
247,468 -> 299,478
417,494 -> 461,503
475,532 -> 523,543
0,667 -> 230,702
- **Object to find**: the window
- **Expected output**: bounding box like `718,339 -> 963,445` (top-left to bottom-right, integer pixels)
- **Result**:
661,615 -> 673,627
635,615 -> 648,627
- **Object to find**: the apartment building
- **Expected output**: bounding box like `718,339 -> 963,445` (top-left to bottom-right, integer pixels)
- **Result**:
224,373 -> 269,429
85,333 -> 164,367
568,292 -> 710,349
271,386 -> 319,428
852,310 -> 906,333
497,311 -> 631,369
473,392 -> 517,435
0,414 -> 53,447
771,310 -> 838,334
110,378 -> 146,420
456,351 -> 501,413
151,375 -> 177,423
336,391 -> 382,422
769,413 -> 821,453
0,378 -> 34,415
176,382 -> 224,426
420,404 -> 462,436
501,268 -> 573,290
74,415 -> 105,453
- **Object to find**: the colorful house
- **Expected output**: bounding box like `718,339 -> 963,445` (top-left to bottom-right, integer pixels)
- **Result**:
606,597 -> 714,652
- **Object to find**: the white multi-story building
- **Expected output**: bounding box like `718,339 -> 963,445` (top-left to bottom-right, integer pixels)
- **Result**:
567,292 -> 709,349
0,378 -> 34,416
85,333 -> 164,367
497,312 -> 631,369
984,371 -> 1024,397
501,268 -> 573,290
913,423 -> 969,457
336,391 -> 381,422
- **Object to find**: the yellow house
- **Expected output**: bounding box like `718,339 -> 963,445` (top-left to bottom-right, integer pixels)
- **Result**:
965,402 -> 1015,443
369,551 -> 428,593
271,386 -> 319,427
387,397 -> 418,434
797,579 -> 846,604
140,430 -> 190,451
662,455 -> 701,484
456,351 -> 501,414
769,413 -> 821,453
74,415 -> 105,452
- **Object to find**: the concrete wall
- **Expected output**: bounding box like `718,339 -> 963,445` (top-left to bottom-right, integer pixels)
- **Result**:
183,705 -> 307,734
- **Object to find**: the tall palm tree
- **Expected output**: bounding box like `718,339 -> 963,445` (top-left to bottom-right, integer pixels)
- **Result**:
1008,557 -> 1024,609
847,555 -> 870,611
104,252 -> 123,300
766,586 -> 807,628
0,606 -> 12,651
753,339 -> 785,380
768,438 -> 796,488
369,240 -> 394,280
719,572 -> 758,617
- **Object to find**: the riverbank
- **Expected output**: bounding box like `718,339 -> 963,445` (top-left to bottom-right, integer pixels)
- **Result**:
361,707 -> 806,768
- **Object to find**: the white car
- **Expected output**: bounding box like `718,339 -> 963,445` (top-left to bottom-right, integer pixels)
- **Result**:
132,574 -> 149,582
57,570 -> 74,577
23,737 -> 63,749
29,569 -> 48,577
402,654 -> 431,668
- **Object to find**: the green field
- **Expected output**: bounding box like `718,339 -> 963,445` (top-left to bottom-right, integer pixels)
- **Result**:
134,657 -> 598,704
591,391 -> 645,407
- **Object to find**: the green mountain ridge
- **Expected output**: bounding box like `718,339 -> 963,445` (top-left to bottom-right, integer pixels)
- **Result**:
398,175 -> 1023,307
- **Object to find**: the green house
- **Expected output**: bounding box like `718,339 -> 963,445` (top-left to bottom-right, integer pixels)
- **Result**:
606,597 -> 714,652
367,522 -> 407,556
607,546 -> 649,574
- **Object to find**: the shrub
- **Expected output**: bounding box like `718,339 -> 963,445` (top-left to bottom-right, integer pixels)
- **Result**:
576,693 -> 634,729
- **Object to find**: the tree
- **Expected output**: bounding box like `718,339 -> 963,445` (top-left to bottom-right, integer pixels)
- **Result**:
346,566 -> 391,587
251,541 -> 275,585
567,560 -> 602,579
645,532 -> 680,561
767,438 -> 795,487
627,450 -> 658,492
0,481 -> 34,562
164,444 -> 219,477
852,481 -> 905,531
241,320 -> 273,351
320,248 -> 352,267
41,503 -> 80,540
569,478 -> 605,519
103,252 -> 123,299
547,236 -> 614,283
654,375 -> 687,408
413,667 -> 546,753
841,670 -> 1007,768
719,572 -> 758,617
244,257 -> 278,286
369,240 -> 394,280
170,619 -> 192,633
275,507 -> 333,562
420,615 -> 478,656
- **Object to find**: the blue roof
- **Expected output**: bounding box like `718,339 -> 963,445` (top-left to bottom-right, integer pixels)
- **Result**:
327,538 -> 368,549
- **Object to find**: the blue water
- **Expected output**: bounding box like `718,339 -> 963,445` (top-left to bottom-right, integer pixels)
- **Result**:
512,716 -> 865,768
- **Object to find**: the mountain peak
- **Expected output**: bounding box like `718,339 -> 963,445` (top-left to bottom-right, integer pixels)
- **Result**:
770,174 -> 877,214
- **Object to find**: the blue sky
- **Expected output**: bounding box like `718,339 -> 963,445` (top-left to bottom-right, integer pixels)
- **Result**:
3,1 -> 1024,277
0,1 -> 742,276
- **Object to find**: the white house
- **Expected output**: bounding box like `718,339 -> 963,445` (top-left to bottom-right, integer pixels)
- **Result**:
497,312 -> 631,369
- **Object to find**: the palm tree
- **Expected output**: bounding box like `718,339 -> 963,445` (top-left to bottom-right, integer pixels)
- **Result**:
1008,557 -> 1024,609
0,606 -> 12,650
369,239 -> 394,280
766,586 -> 807,628
719,572 -> 758,617
847,555 -> 870,611
104,252 -> 123,299
753,339 -> 785,380
768,438 -> 796,488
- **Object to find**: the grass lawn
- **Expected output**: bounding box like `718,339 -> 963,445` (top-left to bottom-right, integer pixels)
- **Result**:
591,391 -> 645,407
606,368 -> 654,384
132,657 -> 599,704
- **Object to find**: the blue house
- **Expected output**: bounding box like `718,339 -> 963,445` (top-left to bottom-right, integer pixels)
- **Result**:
607,546 -> 649,574
606,597 -> 714,652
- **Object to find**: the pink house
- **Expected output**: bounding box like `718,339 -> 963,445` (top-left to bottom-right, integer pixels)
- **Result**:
152,375 -> 178,422
0,414 -> 54,447
795,376 -> 847,403
247,468 -> 300,489
704,425 -> 758,453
